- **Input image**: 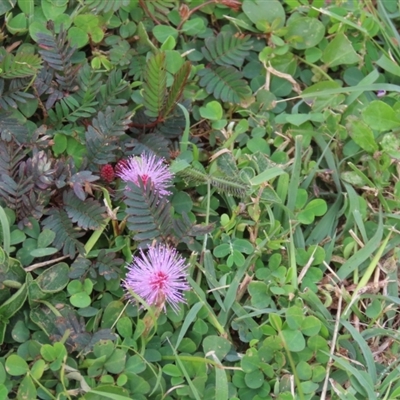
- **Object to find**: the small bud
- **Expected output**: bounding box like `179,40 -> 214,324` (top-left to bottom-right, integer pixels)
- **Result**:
179,4 -> 190,21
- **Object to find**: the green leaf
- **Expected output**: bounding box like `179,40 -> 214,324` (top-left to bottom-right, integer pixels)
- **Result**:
297,199 -> 328,225
17,375 -> 37,399
0,53 -> 42,79
285,306 -> 304,329
346,116 -> 378,153
242,0 -> 285,28
30,247 -> 58,257
36,262 -> 69,293
203,335 -> 231,360
285,16 -> 325,50
152,25 -> 178,43
202,32 -> 253,68
269,313 -> 282,331
143,52 -> 167,118
5,354 -> 29,376
281,329 -> 305,352
104,349 -> 126,374
70,292 -> 91,308
301,316 -> 322,336
244,369 -> 264,389
181,18 -> 206,36
162,60 -> 191,117
197,66 -> 252,103
0,282 -> 27,321
321,32 -> 359,67
199,101 -> 223,121
63,191 -> 106,230
362,100 -> 400,132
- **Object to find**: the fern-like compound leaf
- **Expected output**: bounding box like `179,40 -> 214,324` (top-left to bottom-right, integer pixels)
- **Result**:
42,209 -> 85,258
178,166 -> 250,198
143,52 -> 167,118
124,178 -> 172,246
0,113 -> 29,142
202,33 -> 253,68
197,66 -> 252,103
0,53 -> 42,79
63,190 -> 107,230
85,0 -> 130,13
162,61 -> 191,118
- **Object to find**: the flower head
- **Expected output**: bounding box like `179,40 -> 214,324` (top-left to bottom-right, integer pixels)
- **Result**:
100,164 -> 115,183
116,153 -> 173,197
122,244 -> 190,313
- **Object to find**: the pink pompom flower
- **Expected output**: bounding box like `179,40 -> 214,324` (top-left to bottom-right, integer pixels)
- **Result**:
122,244 -> 190,313
116,153 -> 173,197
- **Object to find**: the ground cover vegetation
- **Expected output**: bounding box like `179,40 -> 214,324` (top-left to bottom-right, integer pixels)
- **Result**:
1,0 -> 400,398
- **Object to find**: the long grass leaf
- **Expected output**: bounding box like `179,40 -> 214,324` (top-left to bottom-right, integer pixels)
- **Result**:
0,206 -> 10,254
337,210 -> 383,280
340,319 -> 377,384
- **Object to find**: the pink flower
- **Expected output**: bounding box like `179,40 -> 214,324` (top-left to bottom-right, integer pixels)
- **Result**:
116,153 -> 173,197
122,245 -> 190,313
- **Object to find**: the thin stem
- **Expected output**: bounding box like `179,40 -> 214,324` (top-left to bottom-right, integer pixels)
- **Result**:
296,55 -> 334,82
320,285 -> 343,400
25,255 -> 69,272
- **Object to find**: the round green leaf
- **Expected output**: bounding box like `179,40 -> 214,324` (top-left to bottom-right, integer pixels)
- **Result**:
244,369 -> 264,389
281,329 -> 305,352
213,243 -> 231,258
346,117 -> 378,153
285,306 -> 304,330
301,316 -> 322,336
285,16 -> 325,49
269,313 -> 282,331
37,229 -> 56,248
125,355 -> 146,374
30,359 -> 46,380
233,239 -> 254,254
163,364 -> 182,377
172,192 -> 193,214
104,349 -> 126,374
152,25 -> 178,43
5,354 -> 29,376
241,350 -> 260,373
36,262 -> 69,292
41,344 -> 56,362
181,18 -> 206,36
17,375 -> 36,399
67,27 -> 88,48
18,98 -> 38,118
242,0 -> 285,28
248,281 -> 270,309
297,199 -> 327,225
11,320 -> 30,343
362,100 -> 400,132
41,0 -> 67,20
199,101 -> 223,121
296,361 -> 312,380
203,335 -> 231,360
70,292 -> 91,308
116,317 -> 133,339
67,280 -> 83,295
6,13 -> 28,35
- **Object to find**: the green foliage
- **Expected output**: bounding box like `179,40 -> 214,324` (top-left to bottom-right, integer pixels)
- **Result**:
2,0 -> 400,399
197,66 -> 251,103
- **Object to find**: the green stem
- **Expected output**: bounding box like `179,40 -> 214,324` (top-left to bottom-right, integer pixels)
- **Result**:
30,374 -> 57,400
296,56 -> 334,82
278,330 -> 305,400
